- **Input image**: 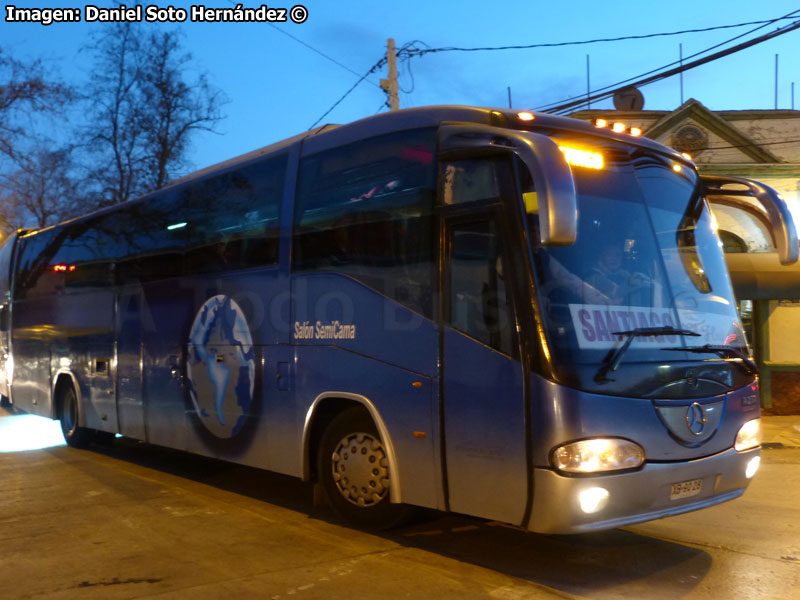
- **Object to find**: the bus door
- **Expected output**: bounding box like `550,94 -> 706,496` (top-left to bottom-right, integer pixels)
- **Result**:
440,162 -> 529,524
115,287 -> 146,440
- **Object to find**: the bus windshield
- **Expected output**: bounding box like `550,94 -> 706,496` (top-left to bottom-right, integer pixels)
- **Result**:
529,139 -> 748,397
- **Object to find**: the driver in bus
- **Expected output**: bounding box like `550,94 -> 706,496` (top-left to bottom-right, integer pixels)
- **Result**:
587,242 -> 650,305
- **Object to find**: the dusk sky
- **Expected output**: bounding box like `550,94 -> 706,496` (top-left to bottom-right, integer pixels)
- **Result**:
3,1 -> 800,176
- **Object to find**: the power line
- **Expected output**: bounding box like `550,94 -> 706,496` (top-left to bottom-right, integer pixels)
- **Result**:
310,39 -> 425,127
543,17 -> 800,114
223,0 -> 381,89
264,22 -> 381,90
309,57 -> 386,129
536,9 -> 800,113
406,15 -> 800,56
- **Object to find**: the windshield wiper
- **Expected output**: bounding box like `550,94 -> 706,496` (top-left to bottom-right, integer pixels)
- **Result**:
660,344 -> 757,375
594,327 -> 701,383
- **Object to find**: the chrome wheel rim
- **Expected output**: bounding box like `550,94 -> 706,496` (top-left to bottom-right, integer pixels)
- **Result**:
331,431 -> 389,507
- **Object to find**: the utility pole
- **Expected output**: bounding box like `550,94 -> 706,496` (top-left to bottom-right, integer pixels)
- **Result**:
380,38 -> 399,112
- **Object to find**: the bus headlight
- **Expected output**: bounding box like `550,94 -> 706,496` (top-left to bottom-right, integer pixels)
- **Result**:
552,438 -> 645,474
735,418 -> 762,451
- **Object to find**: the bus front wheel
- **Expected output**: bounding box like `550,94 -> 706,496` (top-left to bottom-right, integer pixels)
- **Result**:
317,407 -> 410,530
59,385 -> 91,448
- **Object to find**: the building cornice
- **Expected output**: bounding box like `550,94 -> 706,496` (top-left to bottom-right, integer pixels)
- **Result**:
644,99 -> 781,163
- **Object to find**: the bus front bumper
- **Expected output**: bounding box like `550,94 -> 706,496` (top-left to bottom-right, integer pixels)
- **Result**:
528,447 -> 759,534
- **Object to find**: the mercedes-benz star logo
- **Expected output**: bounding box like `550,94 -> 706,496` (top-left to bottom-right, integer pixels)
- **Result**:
686,402 -> 707,435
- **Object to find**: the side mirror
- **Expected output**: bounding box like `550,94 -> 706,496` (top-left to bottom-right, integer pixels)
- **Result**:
439,124 -> 578,245
703,175 -> 799,265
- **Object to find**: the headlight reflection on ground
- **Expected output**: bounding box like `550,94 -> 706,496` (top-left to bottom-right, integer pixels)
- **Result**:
0,414 -> 66,452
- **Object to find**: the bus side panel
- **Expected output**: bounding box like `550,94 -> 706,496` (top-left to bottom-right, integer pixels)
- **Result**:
0,232 -> 18,402
291,273 -> 440,509
295,346 -> 438,509
10,289 -> 115,425
9,304 -> 51,416
9,294 -> 50,414
291,273 -> 438,377
140,267 -> 289,470
51,290 -> 116,431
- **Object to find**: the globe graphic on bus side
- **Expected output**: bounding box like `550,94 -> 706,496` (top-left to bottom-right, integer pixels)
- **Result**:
186,295 -> 255,439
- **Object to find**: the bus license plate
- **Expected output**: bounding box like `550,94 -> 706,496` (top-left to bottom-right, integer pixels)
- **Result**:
670,478 -> 703,500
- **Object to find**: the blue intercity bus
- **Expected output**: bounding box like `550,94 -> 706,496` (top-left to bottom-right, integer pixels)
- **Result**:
1,106 -> 794,533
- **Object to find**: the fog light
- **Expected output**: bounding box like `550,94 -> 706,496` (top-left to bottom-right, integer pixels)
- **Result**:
745,455 -> 760,479
579,487 -> 609,514
735,418 -> 762,451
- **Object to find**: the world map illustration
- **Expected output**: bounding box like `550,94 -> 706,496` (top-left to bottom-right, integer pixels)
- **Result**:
186,295 -> 255,439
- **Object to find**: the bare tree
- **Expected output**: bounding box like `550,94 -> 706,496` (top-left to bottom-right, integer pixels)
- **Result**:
83,24 -> 226,206
0,47 -> 75,230
82,23 -> 147,206
0,146 -> 82,229
0,47 -> 73,162
137,30 -> 225,190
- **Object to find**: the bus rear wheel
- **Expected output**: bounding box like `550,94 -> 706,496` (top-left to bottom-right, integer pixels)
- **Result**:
59,385 -> 91,448
318,407 -> 411,530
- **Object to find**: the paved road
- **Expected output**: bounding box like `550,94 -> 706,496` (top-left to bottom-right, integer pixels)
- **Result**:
1,409 -> 798,599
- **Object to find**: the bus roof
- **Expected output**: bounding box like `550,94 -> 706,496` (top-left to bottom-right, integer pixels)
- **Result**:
169,105 -> 686,189
24,105 -> 686,237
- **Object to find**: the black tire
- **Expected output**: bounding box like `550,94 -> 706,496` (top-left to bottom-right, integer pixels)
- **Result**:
317,406 -> 412,530
59,385 -> 91,448
0,394 -> 10,409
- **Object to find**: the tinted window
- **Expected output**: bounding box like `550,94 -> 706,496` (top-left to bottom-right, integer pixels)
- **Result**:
442,159 -> 501,205
293,129 -> 437,317
116,191 -> 192,283
184,155 -> 286,275
14,228 -> 60,300
448,219 -> 515,355
52,216 -> 121,289
118,154 -> 286,283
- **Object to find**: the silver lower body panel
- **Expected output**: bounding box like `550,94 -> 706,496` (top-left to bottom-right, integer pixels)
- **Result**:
529,447 -> 759,534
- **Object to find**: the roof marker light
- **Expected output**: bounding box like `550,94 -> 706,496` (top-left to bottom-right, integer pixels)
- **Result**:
167,222 -> 187,230
517,111 -> 535,121
681,152 -> 693,161
630,127 -> 642,137
595,118 -> 608,128
612,122 -> 626,133
559,146 -> 604,170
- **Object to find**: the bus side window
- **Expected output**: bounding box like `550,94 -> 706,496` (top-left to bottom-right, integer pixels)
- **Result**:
51,217 -> 117,290
116,193 -> 188,283
442,160 -> 501,206
293,128 -> 437,317
448,218 -> 515,356
14,228 -> 61,300
184,154 -> 287,275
